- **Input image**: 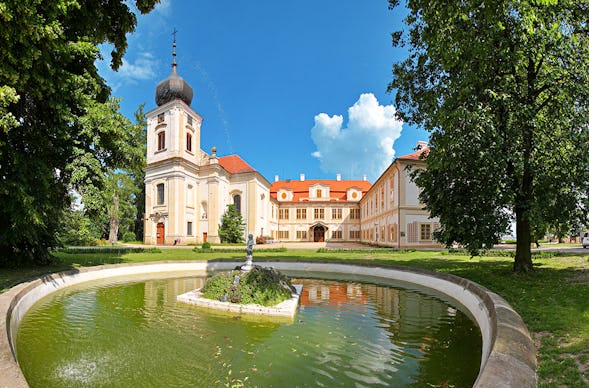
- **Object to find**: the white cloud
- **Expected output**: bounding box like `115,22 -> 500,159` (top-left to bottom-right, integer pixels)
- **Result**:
97,50 -> 159,92
311,93 -> 403,182
118,52 -> 158,80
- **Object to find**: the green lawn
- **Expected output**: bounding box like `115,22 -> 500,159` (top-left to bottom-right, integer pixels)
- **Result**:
2,247 -> 588,387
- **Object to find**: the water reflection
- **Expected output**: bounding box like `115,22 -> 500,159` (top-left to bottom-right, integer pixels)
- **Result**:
17,275 -> 481,387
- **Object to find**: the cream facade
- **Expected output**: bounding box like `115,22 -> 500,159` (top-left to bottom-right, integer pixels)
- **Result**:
359,142 -> 442,248
144,55 -> 271,245
268,177 -> 370,242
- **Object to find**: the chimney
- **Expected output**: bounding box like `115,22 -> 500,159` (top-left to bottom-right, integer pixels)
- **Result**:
336,173 -> 341,181
300,173 -> 305,182
362,174 -> 367,181
274,175 -> 279,182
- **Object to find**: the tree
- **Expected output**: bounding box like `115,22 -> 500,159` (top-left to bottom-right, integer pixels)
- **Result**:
218,204 -> 245,244
0,1 -> 157,266
67,101 -> 146,244
389,0 -> 589,272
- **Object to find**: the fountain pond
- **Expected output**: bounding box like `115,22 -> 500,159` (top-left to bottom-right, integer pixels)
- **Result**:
15,271 -> 481,387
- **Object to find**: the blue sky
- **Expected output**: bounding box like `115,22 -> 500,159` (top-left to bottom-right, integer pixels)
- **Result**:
97,0 -> 429,183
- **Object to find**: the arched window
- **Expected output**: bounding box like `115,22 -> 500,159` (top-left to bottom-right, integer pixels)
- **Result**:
157,131 -> 166,151
233,194 -> 242,214
156,183 -> 165,205
186,133 -> 192,152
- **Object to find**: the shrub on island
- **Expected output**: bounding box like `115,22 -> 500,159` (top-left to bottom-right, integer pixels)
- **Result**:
201,266 -> 295,306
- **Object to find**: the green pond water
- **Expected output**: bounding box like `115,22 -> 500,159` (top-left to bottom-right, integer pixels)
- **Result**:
16,273 -> 482,387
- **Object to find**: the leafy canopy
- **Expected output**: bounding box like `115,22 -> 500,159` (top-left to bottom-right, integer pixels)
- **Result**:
0,0 -> 157,266
389,0 -> 589,272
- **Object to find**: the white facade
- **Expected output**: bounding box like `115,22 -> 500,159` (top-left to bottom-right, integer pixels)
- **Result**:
144,99 -> 271,245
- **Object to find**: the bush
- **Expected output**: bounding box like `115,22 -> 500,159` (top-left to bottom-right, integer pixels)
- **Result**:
256,236 -> 266,244
201,266 -> 294,306
122,231 -> 136,242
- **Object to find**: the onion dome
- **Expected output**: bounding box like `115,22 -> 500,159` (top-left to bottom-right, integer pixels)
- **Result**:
155,34 -> 193,106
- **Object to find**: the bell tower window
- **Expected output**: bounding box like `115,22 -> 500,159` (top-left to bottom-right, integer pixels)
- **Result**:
157,113 -> 165,123
186,133 -> 192,152
157,131 -> 166,151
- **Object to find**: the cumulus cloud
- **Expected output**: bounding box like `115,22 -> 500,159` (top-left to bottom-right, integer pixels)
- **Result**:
118,52 -> 158,80
311,93 -> 403,182
97,50 -> 158,92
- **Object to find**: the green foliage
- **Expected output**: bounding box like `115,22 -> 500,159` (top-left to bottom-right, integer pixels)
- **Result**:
122,232 -> 136,243
58,208 -> 102,246
201,267 -> 294,306
218,204 -> 245,244
389,0 -> 589,272
59,247 -> 161,254
0,0 -> 156,267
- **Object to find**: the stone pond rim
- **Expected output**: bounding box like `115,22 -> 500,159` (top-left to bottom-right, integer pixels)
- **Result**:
0,260 -> 537,387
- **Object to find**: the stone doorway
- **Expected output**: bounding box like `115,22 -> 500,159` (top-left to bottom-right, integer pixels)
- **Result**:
156,223 -> 165,244
313,225 -> 325,242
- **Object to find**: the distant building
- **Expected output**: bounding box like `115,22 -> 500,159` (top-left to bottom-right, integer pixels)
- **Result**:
144,43 -> 441,247
269,175 -> 371,242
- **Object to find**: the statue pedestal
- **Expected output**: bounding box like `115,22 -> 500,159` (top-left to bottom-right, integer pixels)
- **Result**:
241,255 -> 253,272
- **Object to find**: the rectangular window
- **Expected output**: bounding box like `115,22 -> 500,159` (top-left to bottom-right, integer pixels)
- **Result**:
296,208 -> 307,220
349,230 -> 360,239
279,208 -> 289,220
420,224 -> 432,240
156,183 -> 164,205
187,114 -> 193,126
314,208 -> 324,219
186,133 -> 192,152
332,230 -> 342,239
157,131 -> 165,151
187,222 -> 193,236
296,230 -> 307,239
350,208 -> 360,220
331,208 -> 342,220
157,113 -> 165,123
278,230 -> 289,239
316,189 -> 322,198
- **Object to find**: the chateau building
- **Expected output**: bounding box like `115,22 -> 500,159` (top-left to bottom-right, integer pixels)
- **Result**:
144,43 -> 441,248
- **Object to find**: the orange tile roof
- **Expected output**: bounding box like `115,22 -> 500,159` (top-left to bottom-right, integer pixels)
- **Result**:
270,179 -> 372,202
397,147 -> 429,161
218,154 -> 257,174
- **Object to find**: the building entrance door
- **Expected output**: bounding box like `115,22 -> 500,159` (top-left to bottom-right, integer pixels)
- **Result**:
313,226 -> 325,242
156,223 -> 165,244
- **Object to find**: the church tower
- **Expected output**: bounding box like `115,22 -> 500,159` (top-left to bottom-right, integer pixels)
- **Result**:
144,35 -> 204,245
144,33 -> 272,245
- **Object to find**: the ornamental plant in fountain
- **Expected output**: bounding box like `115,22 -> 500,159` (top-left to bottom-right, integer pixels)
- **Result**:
201,266 -> 296,306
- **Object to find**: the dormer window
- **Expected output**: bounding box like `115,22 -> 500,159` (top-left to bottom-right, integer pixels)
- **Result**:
157,113 -> 165,123
316,189 -> 322,198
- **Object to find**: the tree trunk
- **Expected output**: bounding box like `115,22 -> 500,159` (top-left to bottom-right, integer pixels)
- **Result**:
108,193 -> 119,244
514,204 -> 534,273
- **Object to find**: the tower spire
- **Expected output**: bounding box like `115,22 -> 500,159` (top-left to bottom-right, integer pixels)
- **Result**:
155,28 -> 194,106
172,27 -> 178,70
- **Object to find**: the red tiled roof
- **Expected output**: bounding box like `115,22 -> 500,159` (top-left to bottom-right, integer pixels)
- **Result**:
218,155 -> 257,174
270,179 -> 372,202
397,147 -> 429,161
